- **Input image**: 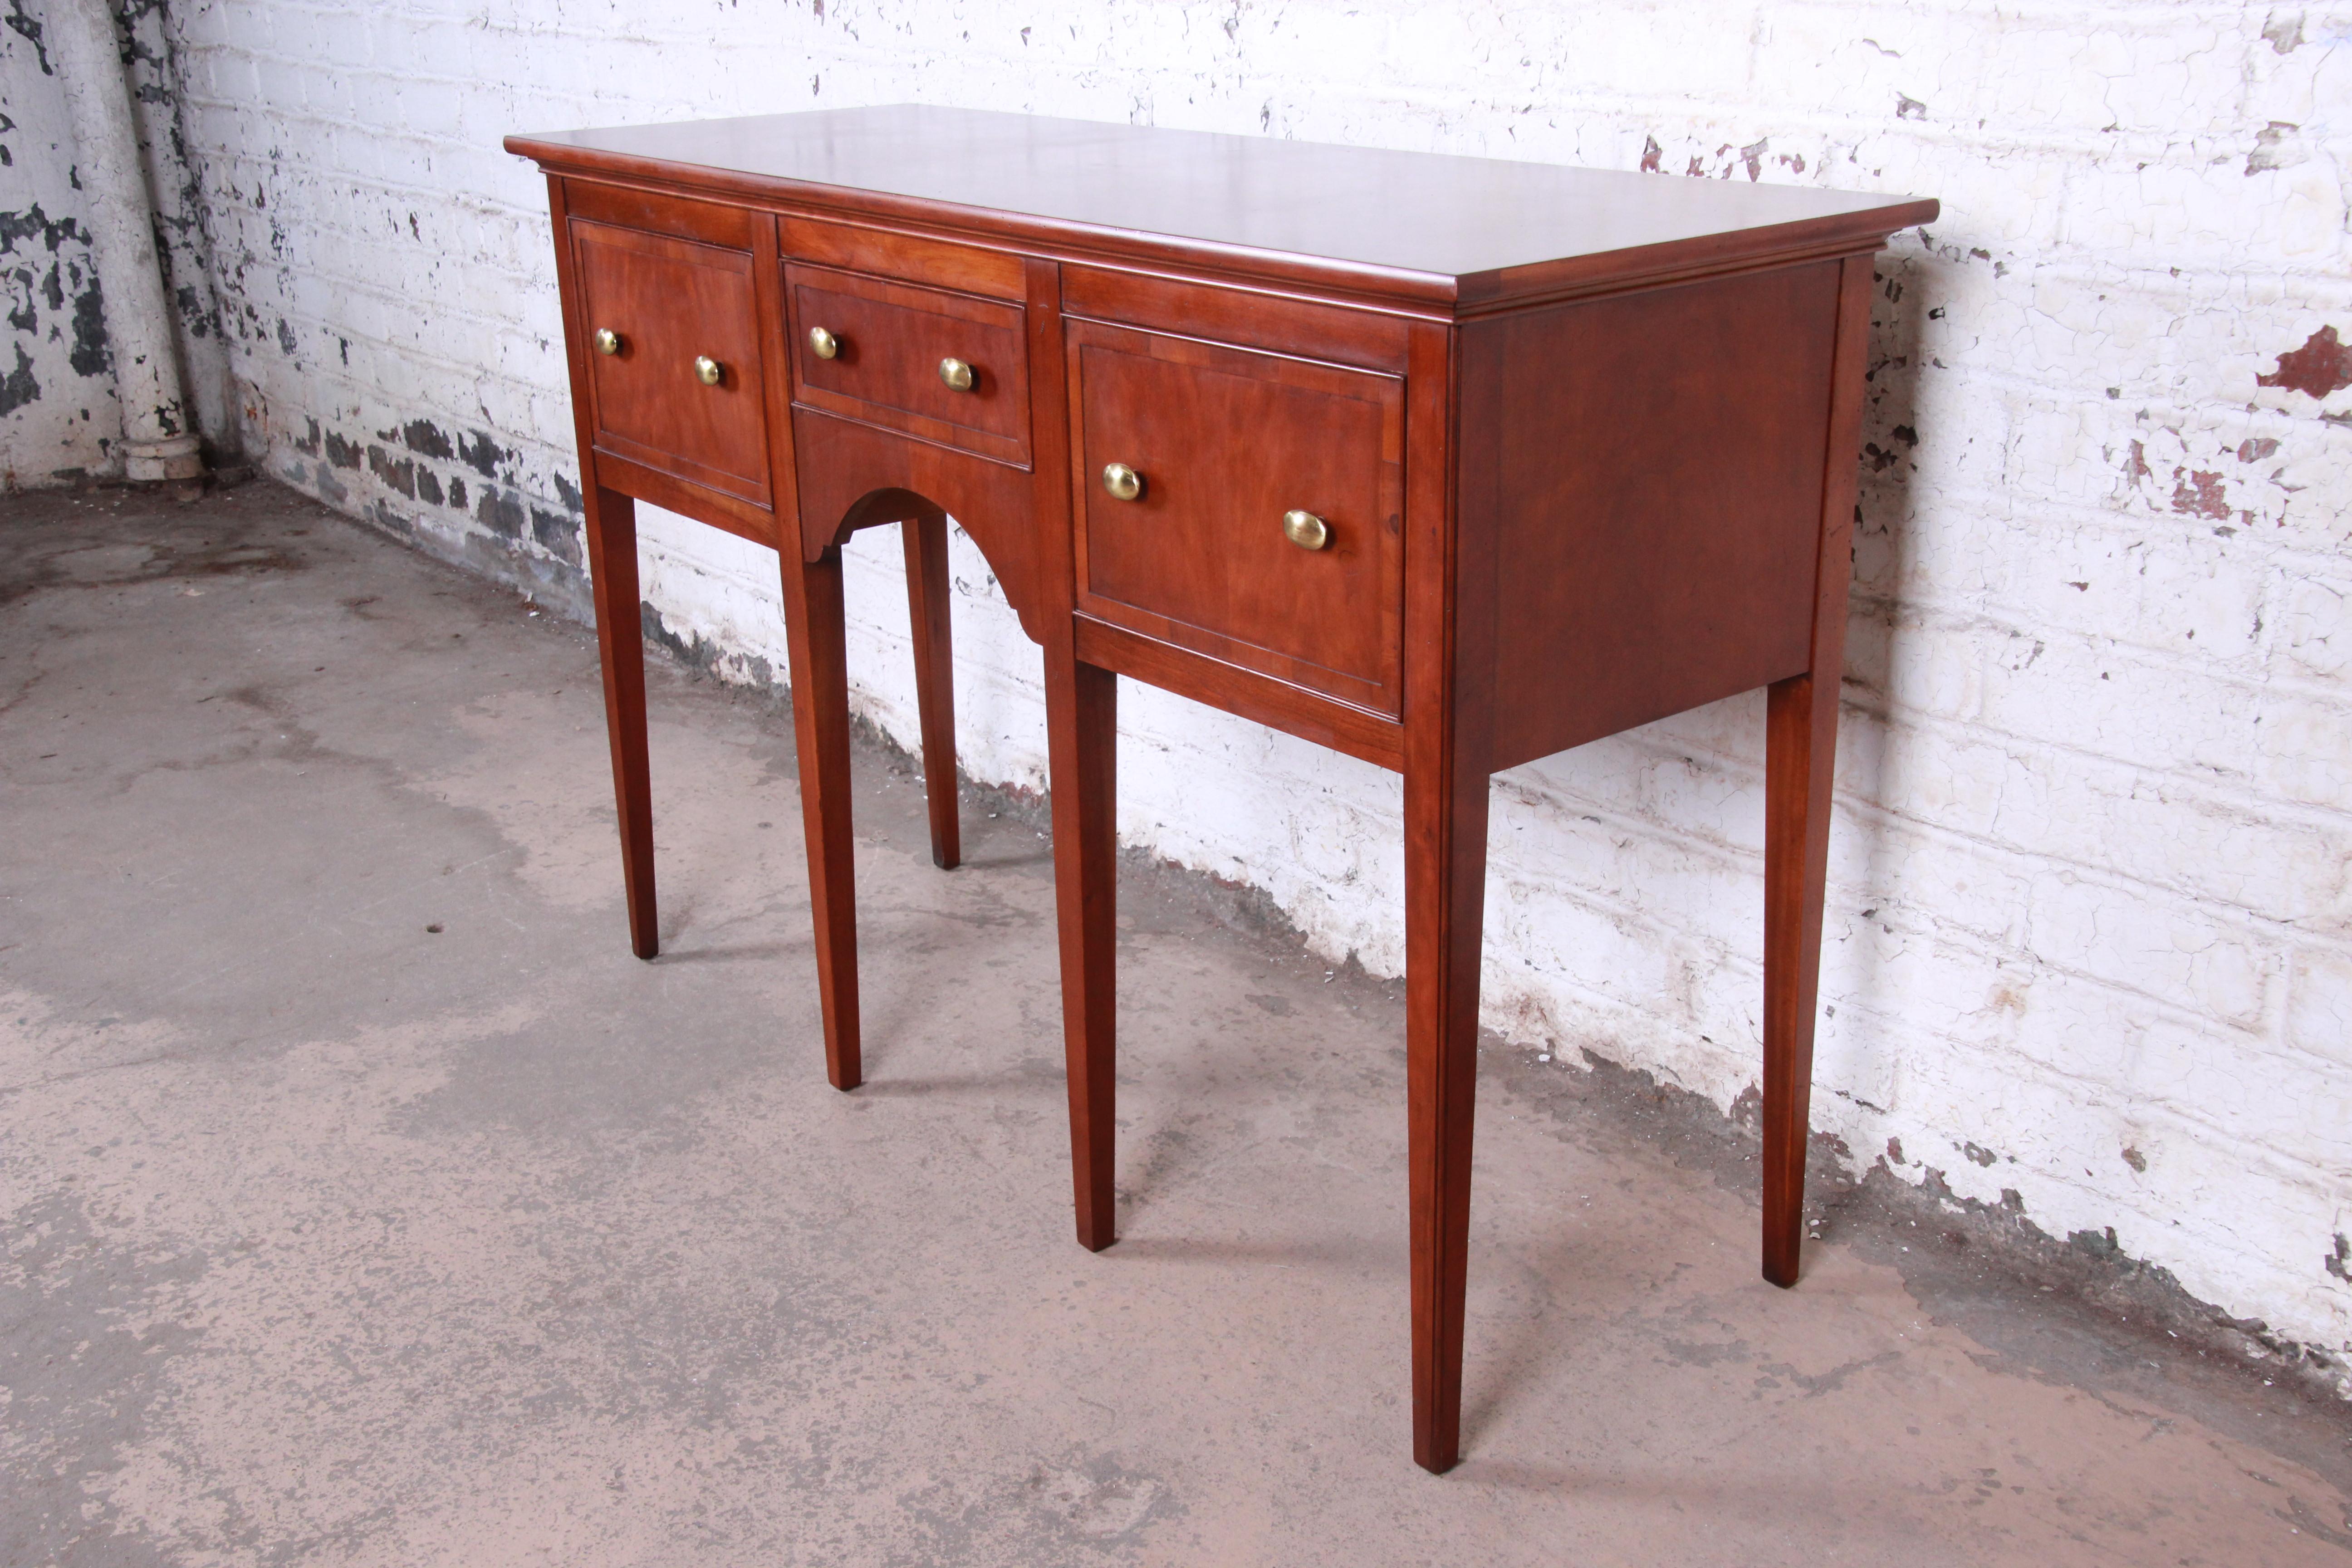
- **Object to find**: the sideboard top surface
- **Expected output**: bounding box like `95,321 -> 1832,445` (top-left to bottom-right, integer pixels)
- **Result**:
506,104 -> 1938,309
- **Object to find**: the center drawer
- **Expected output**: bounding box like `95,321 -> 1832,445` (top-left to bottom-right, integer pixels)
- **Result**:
786,265 -> 1030,466
1067,318 -> 1406,717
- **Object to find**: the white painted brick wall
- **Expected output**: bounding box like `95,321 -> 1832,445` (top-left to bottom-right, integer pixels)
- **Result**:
3,10 -> 122,480
42,0 -> 2352,1366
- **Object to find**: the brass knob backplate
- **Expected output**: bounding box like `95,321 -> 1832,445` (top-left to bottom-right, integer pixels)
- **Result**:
938,357 -> 975,392
1282,509 -> 1330,550
693,355 -> 722,386
808,326 -> 840,360
1102,463 -> 1144,502
592,328 -> 621,357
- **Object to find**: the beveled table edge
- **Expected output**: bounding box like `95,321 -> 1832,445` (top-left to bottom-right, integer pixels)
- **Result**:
502,127 -> 1939,318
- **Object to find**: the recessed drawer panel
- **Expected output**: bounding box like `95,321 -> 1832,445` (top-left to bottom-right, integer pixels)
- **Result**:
570,217 -> 770,505
1068,319 -> 1405,716
787,265 -> 1030,466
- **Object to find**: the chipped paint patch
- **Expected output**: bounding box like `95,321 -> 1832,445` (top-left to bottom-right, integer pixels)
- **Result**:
2259,325 -> 2352,401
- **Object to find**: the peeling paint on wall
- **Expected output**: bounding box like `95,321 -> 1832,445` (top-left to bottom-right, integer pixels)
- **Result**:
0,32 -> 118,485
2260,325 -> 2352,401
1,0 -> 235,481
0,339 -> 39,415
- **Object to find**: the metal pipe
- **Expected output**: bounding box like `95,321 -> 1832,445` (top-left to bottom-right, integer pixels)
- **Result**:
44,0 -> 203,482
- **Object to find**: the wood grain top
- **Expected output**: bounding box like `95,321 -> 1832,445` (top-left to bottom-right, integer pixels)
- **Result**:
507,105 -> 1937,311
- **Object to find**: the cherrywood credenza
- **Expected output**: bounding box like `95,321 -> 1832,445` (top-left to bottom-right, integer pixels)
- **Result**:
504,105 -> 1936,1474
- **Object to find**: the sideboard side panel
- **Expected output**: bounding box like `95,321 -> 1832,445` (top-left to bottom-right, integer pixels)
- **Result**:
547,176 -> 602,488
1486,260 -> 1843,771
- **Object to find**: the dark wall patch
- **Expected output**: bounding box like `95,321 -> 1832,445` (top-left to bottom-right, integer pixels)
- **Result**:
275,317 -> 296,356
0,204 -> 85,257
456,428 -> 505,479
365,444 -> 416,498
1,1 -> 51,76
0,340 -> 40,416
475,485 -> 524,539
66,275 -> 106,376
322,430 -> 362,470
447,476 -> 467,510
552,470 -> 582,513
415,467 -> 443,505
529,506 -> 580,566
401,417 -> 453,459
293,416 -> 321,457
369,498 -> 416,539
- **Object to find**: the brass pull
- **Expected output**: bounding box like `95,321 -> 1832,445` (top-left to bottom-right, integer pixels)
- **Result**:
808,326 -> 840,360
1282,510 -> 1329,550
1102,463 -> 1144,502
693,355 -> 722,387
592,328 -> 621,356
938,357 -> 975,392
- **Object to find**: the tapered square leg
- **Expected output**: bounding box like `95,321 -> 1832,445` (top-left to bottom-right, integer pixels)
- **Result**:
582,484 -> 657,960
901,515 -> 960,871
1404,755 -> 1490,1475
778,546 -> 862,1092
1759,251 -> 1871,1289
1046,653 -> 1118,1252
1762,670 -> 1840,1286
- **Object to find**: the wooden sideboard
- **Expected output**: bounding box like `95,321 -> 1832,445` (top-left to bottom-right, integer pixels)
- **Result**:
504,105 -> 1936,1474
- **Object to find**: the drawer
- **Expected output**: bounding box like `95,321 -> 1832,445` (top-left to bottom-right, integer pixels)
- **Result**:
787,265 -> 1030,466
779,216 -> 1025,302
1067,318 -> 1406,716
570,216 -> 771,505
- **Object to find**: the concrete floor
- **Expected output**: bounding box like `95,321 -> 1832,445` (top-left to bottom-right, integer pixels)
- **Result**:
2,480 -> 2348,1567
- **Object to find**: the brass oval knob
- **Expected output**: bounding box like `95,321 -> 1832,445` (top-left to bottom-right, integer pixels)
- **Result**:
808,326 -> 840,360
693,355 -> 722,387
1102,463 -> 1144,503
938,357 -> 975,392
592,328 -> 621,357
1282,510 -> 1330,550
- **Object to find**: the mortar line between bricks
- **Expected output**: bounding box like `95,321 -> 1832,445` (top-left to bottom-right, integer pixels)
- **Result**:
1599,738 -> 2333,945
1492,955 -> 2333,1205
1849,639 -> 2352,734
1828,1064 -> 2348,1218
1500,744 -> 2281,941
1845,694 -> 2352,834
1844,600 -> 2339,708
1495,787 -> 2293,1040
1602,678 -> 2351,838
